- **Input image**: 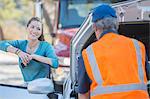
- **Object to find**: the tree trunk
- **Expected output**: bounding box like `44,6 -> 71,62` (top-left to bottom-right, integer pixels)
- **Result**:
0,26 -> 4,40
43,3 -> 56,44
43,5 -> 53,34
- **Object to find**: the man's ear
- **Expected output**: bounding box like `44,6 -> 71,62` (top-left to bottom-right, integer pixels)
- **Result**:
93,23 -> 97,31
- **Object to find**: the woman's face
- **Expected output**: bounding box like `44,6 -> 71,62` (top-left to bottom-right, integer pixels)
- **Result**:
27,20 -> 42,40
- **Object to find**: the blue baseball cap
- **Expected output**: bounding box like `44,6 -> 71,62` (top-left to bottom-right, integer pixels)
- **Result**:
92,4 -> 117,22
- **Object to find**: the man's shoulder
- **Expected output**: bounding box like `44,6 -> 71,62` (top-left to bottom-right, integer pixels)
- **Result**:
120,35 -> 145,48
137,40 -> 145,48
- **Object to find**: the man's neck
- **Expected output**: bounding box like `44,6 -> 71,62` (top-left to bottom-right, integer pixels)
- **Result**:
98,29 -> 118,40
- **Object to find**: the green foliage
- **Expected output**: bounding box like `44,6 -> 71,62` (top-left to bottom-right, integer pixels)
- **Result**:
0,0 -> 33,25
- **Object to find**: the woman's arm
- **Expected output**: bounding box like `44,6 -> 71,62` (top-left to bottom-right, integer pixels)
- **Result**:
31,42 -> 59,68
0,40 -> 32,66
31,54 -> 58,68
7,45 -> 19,54
0,40 -> 19,52
7,45 -> 32,66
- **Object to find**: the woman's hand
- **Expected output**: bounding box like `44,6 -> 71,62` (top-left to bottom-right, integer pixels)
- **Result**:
18,51 -> 32,66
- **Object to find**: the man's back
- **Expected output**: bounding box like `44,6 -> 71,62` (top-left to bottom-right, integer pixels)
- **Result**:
82,32 -> 149,99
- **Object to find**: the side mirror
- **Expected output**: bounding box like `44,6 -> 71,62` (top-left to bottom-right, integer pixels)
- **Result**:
27,78 -> 54,94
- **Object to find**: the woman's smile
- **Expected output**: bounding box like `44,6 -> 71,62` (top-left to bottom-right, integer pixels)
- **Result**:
27,20 -> 42,40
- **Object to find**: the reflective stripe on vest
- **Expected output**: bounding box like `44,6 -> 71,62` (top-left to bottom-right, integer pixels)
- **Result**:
86,39 -> 147,96
132,39 -> 145,83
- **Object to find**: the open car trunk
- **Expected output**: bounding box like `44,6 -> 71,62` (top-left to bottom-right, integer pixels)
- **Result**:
70,16 -> 150,97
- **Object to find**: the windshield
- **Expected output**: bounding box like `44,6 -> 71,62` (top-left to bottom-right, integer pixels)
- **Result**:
59,0 -> 128,29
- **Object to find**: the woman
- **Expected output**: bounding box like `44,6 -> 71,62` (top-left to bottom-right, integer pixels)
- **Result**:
0,17 -> 59,82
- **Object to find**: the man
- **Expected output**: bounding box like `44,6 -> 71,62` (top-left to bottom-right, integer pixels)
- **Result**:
78,4 -> 149,99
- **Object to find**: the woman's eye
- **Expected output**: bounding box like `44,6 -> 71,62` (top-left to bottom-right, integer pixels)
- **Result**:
37,27 -> 41,30
31,26 -> 34,28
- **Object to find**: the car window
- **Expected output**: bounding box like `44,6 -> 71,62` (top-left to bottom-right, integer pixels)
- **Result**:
59,0 -> 129,28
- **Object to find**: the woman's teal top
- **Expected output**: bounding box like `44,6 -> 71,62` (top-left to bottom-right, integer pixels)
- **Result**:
0,40 -> 59,81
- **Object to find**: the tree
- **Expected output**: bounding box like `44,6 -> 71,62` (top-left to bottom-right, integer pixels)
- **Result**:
0,0 -> 29,23
39,0 -> 57,43
0,25 -> 4,40
0,0 -> 33,40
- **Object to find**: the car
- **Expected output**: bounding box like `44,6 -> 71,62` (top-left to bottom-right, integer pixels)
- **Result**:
68,0 -> 150,98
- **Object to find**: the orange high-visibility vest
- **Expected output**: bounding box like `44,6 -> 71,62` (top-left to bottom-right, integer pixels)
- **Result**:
82,33 -> 149,99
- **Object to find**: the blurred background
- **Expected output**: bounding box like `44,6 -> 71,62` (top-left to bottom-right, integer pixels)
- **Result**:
0,0 -> 56,42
